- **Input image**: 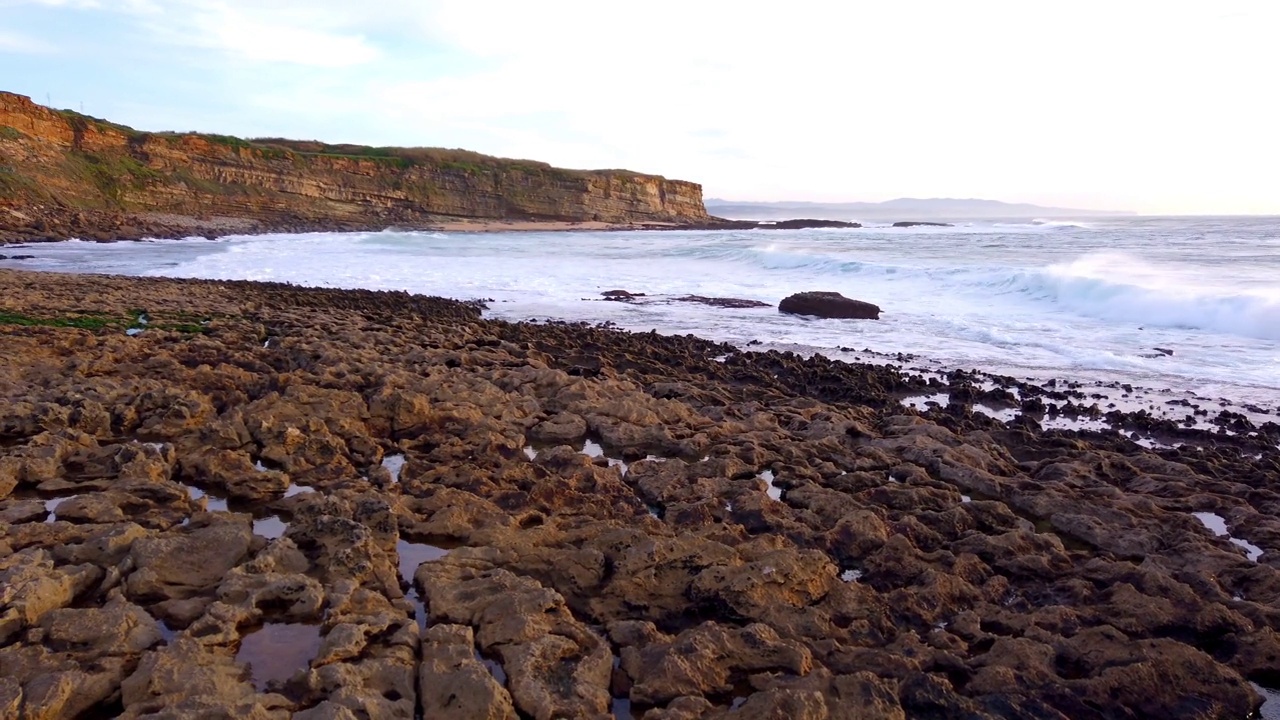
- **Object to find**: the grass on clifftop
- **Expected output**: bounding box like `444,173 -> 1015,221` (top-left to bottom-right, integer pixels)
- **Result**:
37,101 -> 667,182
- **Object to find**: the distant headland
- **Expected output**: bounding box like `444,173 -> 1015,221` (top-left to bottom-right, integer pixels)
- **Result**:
0,91 -> 714,243
706,198 -> 1135,221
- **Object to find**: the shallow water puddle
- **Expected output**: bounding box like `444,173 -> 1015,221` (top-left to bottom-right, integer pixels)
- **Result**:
522,446 -> 538,460
902,394 -> 949,411
840,569 -> 863,582
381,454 -> 405,483
582,440 -> 628,474
397,539 -> 450,583
1193,512 -> 1264,562
1039,416 -> 1113,434
44,495 -> 77,522
406,592 -> 427,631
253,515 -> 288,539
1255,683 -> 1280,720
974,404 -> 1020,424
960,494 -> 972,503
283,483 -> 314,498
476,650 -> 507,686
610,655 -> 631,719
253,460 -> 271,473
235,623 -> 323,691
182,484 -> 229,512
399,539 -> 450,631
760,470 -> 782,501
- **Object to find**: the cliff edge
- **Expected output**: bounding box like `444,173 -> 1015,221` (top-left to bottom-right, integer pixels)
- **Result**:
0,92 -> 710,242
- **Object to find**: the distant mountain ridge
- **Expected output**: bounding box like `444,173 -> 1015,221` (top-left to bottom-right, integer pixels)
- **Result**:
706,197 -> 1133,221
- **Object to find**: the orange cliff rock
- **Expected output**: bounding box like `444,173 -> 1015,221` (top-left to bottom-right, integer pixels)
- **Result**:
0,91 -> 711,242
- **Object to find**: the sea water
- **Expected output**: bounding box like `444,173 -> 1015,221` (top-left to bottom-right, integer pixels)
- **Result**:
5,215 -> 1278,408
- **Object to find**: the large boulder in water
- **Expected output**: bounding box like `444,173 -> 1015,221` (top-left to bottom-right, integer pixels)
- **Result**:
779,292 -> 881,320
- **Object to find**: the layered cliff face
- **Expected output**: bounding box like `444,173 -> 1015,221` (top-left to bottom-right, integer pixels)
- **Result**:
0,92 -> 710,241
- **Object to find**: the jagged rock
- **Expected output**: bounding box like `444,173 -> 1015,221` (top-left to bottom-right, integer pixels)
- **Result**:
1,270 -> 1278,719
416,562 -> 611,719
120,637 -> 293,718
125,514 -> 253,603
41,597 -> 164,658
0,548 -> 101,641
621,623 -> 813,705
418,624 -> 517,720
0,677 -> 20,718
527,412 -> 588,444
179,449 -> 289,501
689,548 -> 837,622
301,653 -> 417,719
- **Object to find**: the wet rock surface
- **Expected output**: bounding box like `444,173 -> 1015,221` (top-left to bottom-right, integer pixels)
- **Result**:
1,268 -> 1278,719
779,291 -> 883,320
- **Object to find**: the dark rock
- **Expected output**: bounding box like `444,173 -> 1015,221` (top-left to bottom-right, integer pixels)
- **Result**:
779,291 -> 881,320
892,221 -> 952,228
673,295 -> 771,309
689,218 -> 863,231
762,219 -> 861,230
1154,347 -> 1174,356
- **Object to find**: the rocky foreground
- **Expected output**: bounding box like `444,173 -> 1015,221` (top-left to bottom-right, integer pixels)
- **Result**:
2,269 -> 1279,719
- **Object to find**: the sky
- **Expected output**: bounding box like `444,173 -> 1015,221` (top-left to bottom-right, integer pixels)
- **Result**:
1,0 -> 1277,215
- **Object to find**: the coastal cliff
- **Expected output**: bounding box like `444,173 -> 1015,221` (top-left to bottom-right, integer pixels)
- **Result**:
0,91 -> 710,242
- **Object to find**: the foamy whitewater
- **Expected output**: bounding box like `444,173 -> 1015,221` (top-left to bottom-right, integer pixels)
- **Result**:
7,215 -> 1279,409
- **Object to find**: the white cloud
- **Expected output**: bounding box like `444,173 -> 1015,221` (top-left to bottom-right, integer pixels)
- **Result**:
9,0 -> 1279,212
0,28 -> 55,53
196,12 -> 377,66
368,0 -> 1278,213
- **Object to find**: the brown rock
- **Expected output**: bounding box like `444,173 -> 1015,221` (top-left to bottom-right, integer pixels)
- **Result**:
621,622 -> 813,706
419,624 -> 518,719
125,514 -> 253,602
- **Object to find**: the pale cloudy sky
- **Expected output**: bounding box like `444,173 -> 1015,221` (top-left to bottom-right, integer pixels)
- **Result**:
1,0 -> 1276,214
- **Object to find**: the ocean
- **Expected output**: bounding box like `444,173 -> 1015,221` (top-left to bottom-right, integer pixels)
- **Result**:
6,215 -> 1279,410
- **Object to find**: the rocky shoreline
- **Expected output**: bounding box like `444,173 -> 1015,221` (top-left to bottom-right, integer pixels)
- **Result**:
2,268 -> 1279,719
0,211 -> 872,246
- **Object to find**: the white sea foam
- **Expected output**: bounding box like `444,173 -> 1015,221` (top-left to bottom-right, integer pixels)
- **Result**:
9,217 -> 1279,410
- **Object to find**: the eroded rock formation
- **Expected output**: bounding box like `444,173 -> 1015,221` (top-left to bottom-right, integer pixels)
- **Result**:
0,92 -> 710,243
1,268 -> 1278,718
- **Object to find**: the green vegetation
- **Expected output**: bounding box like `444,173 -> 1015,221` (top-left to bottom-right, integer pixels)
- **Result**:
172,169 -> 229,196
0,126 -> 25,141
0,164 -> 39,198
56,109 -> 143,138
66,152 -> 162,203
0,308 -> 209,334
0,311 -> 117,329
202,134 -> 256,150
